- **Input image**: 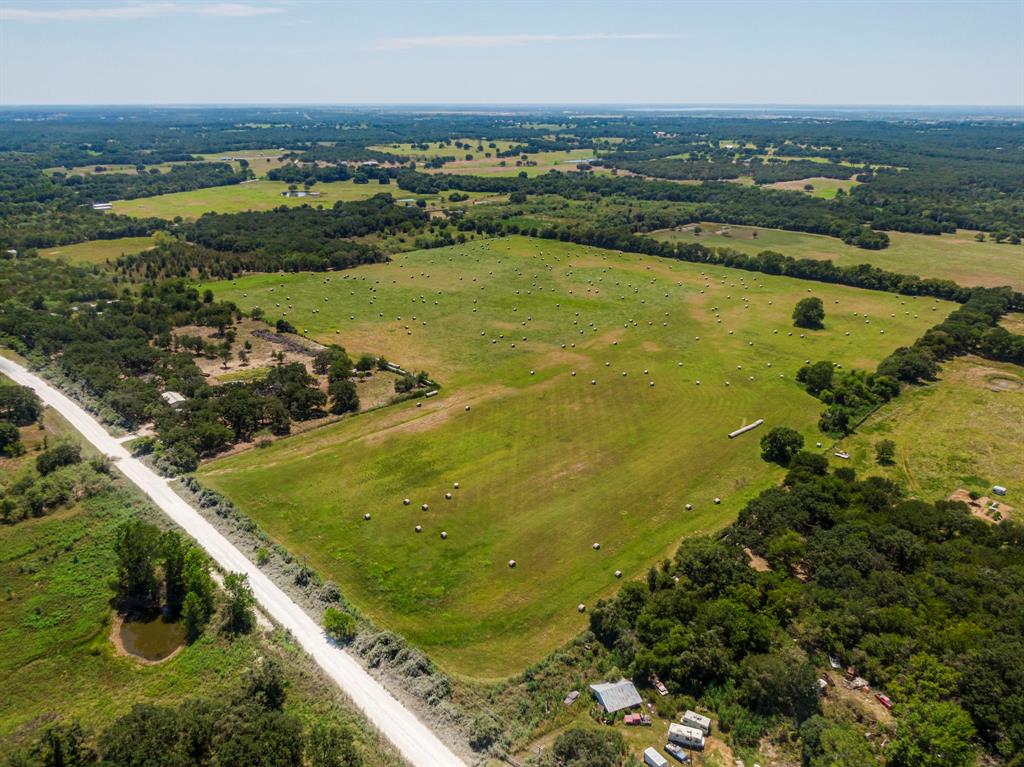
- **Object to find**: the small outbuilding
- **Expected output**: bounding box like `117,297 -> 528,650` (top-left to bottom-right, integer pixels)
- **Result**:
589,678 -> 642,714
643,747 -> 669,767
161,391 -> 187,408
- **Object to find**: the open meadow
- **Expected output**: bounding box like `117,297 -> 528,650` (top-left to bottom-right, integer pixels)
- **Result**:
40,235 -> 157,264
649,223 -> 1024,291
837,356 -> 1024,502
766,175 -> 860,198
197,236 -> 952,678
112,179 -> 491,219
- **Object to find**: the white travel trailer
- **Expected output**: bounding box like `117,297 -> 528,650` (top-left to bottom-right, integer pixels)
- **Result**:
681,710 -> 712,735
668,723 -> 705,750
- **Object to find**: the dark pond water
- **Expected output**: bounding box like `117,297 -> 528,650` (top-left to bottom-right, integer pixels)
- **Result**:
119,615 -> 185,661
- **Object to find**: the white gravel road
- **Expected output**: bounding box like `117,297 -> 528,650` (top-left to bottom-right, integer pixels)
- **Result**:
0,356 -> 467,767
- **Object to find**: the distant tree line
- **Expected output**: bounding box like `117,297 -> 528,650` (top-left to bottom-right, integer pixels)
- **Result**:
60,162 -> 251,205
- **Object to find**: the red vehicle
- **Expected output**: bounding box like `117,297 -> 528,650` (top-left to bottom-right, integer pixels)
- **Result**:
624,713 -> 653,726
875,693 -> 893,710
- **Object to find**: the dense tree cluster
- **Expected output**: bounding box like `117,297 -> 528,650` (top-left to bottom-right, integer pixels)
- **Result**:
591,462 -> 1023,762
3,674 -> 364,767
0,259 -> 357,472
183,194 -> 427,260
612,156 -> 859,186
62,162 -> 251,204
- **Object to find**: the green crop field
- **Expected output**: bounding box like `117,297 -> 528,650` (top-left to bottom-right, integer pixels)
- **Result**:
837,356 -> 1024,501
650,224 -> 1024,291
111,179 -> 488,219
40,235 -> 157,264
198,236 -> 951,679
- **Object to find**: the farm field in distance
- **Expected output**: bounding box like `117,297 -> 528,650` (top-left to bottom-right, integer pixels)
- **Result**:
838,356 -> 1024,502
112,179 -> 493,219
766,175 -> 860,198
40,235 -> 157,264
649,223 -> 1024,291
198,236 -> 952,678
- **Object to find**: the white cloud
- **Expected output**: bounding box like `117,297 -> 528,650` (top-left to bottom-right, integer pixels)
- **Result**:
1,2 -> 282,21
197,3 -> 283,16
368,32 -> 682,52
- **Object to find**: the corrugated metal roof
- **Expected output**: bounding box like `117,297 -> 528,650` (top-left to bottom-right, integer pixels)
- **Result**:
589,678 -> 642,713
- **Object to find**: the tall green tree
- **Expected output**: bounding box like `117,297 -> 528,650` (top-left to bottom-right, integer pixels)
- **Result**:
222,572 -> 255,635
113,520 -> 161,606
793,297 -> 825,329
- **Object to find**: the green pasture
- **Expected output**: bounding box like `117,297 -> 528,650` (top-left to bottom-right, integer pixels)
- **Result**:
431,148 -> 609,177
837,356 -> 1024,501
650,224 -> 1024,291
198,236 -> 951,679
40,235 -> 157,264
369,139 -> 522,159
766,176 -> 861,198
111,179 -> 490,220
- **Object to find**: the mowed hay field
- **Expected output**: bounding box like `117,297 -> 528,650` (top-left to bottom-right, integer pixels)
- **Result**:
111,179 -> 485,219
838,356 -> 1024,501
198,236 -> 952,678
40,235 -> 157,264
650,224 -> 1024,291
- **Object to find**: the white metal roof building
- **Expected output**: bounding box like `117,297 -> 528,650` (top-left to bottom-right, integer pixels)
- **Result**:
643,747 -> 669,767
161,391 -> 187,407
589,678 -> 642,713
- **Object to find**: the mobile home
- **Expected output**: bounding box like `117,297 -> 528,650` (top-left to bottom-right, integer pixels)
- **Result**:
668,723 -> 705,750
681,710 -> 711,735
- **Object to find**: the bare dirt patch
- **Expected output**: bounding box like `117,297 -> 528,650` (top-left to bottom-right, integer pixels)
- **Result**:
744,547 -> 772,572
948,488 -> 1014,524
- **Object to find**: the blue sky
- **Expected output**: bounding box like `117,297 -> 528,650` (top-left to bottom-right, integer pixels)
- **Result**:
1,1 -> 1021,106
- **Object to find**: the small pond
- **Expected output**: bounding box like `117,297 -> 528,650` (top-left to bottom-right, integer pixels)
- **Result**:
118,614 -> 186,662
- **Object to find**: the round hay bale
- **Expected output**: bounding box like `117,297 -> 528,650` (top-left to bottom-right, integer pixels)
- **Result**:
615,570 -> 623,578
593,542 -> 601,550
445,492 -> 452,500
422,503 -> 429,511
508,560 -> 516,568
649,381 -> 655,387
816,441 -> 822,448
591,379 -> 597,385
403,498 -> 411,506
465,405 -> 471,411
685,503 -> 693,510
453,482 -> 460,489
364,513 -> 371,520
440,531 -> 448,539
577,603 -> 586,613
415,525 -> 422,533
714,497 -> 722,504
